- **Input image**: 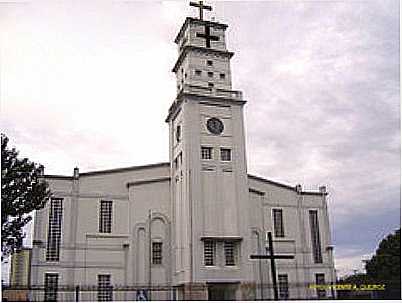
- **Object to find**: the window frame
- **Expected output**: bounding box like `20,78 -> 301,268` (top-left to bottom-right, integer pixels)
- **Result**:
272,208 -> 285,238
201,146 -> 213,160
315,273 -> 326,298
203,240 -> 216,266
309,210 -> 323,263
278,274 -> 289,300
152,242 -> 163,265
220,148 -> 232,162
99,200 -> 113,234
224,241 -> 237,266
97,274 -> 113,301
44,273 -> 59,302
46,198 -> 63,262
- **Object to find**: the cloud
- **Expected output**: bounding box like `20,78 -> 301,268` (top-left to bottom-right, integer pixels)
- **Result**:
0,0 -> 399,278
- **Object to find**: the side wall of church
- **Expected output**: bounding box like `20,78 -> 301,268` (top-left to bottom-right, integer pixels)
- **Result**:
31,165 -> 171,295
248,176 -> 336,299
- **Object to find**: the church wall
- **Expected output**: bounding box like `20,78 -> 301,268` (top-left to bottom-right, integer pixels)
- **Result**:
128,179 -> 171,287
186,52 -> 232,90
247,177 -> 335,299
188,23 -> 227,51
31,166 -> 171,290
78,165 -> 169,195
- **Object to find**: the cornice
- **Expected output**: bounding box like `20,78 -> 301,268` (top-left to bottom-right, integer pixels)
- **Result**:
248,174 -> 296,191
172,45 -> 234,73
80,162 -> 169,176
165,92 -> 246,122
127,177 -> 171,188
174,17 -> 228,44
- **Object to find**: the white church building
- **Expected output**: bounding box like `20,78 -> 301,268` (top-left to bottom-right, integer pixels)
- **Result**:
30,3 -> 336,301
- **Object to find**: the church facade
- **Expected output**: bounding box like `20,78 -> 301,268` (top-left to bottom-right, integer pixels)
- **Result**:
30,5 -> 336,301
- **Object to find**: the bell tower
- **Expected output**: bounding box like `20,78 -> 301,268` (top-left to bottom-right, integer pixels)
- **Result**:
166,2 -> 254,299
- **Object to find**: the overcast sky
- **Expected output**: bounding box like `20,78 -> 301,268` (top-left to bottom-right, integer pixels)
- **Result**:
1,0 -> 400,279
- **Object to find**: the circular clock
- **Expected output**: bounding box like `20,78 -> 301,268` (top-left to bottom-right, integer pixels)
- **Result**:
206,117 -> 224,135
176,125 -> 181,142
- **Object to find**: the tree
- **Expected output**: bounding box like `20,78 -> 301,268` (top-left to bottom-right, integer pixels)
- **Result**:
365,228 -> 401,299
1,134 -> 51,259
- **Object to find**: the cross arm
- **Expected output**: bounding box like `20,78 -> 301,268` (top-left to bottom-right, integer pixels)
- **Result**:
190,2 -> 212,11
250,254 -> 294,260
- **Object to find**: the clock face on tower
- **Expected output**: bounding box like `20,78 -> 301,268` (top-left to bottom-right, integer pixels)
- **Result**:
206,117 -> 224,135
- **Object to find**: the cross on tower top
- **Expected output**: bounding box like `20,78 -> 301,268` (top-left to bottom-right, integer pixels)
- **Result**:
190,1 -> 212,21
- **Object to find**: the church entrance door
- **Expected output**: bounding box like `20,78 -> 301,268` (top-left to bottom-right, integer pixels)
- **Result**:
207,283 -> 238,300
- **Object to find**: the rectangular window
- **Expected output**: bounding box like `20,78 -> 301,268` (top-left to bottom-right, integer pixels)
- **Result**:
204,240 -> 215,266
315,273 -> 326,298
207,60 -> 213,66
278,274 -> 289,300
220,148 -> 231,161
46,198 -> 63,262
224,241 -> 236,266
309,210 -> 323,263
152,242 -> 162,265
98,274 -> 113,301
201,146 -> 213,160
208,82 -> 214,88
99,201 -> 113,233
273,209 -> 285,238
219,73 -> 226,79
195,69 -> 202,76
44,273 -> 58,302
208,71 -> 214,77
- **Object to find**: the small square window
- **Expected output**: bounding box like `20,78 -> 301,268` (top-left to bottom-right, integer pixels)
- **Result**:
207,60 -> 213,66
195,70 -> 202,76
208,82 -> 214,88
201,146 -> 213,160
220,73 -> 225,79
208,71 -> 213,78
221,148 -> 231,161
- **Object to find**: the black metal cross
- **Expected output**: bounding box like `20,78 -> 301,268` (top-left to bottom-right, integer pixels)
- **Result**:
196,24 -> 219,48
190,1 -> 212,21
250,231 -> 294,300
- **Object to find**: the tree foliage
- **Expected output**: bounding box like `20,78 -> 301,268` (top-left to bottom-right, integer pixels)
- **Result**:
365,228 -> 401,298
1,134 -> 51,258
337,229 -> 401,299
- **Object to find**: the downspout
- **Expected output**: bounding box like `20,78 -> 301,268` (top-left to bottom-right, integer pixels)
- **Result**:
148,210 -> 152,300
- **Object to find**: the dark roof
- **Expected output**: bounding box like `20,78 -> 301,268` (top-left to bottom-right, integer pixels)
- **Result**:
45,162 -> 169,179
248,174 -> 296,191
248,174 -> 324,196
43,174 -> 73,180
80,162 -> 169,176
